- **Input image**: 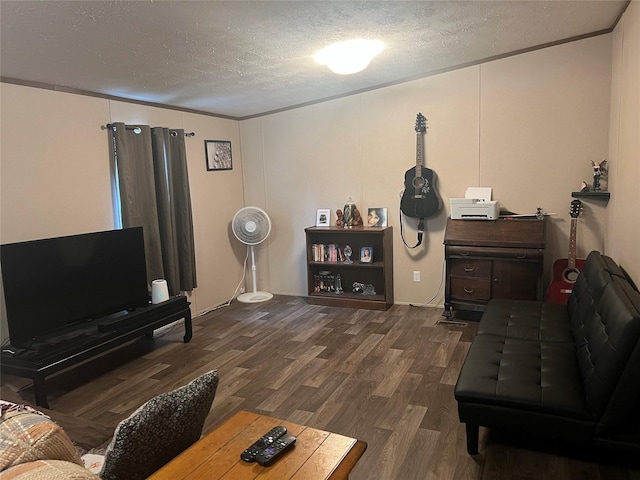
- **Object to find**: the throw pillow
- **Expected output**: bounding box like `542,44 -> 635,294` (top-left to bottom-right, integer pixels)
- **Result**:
99,369 -> 219,480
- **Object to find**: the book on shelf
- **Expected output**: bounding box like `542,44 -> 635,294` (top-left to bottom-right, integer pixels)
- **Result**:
312,243 -> 341,262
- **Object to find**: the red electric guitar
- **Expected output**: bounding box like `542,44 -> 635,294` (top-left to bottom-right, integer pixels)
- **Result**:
545,199 -> 586,305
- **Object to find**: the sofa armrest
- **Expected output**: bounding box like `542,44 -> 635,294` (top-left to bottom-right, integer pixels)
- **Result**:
1,389 -> 113,452
0,407 -> 82,471
1,459 -> 100,479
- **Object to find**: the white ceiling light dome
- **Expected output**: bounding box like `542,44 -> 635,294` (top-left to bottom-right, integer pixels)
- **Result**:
314,39 -> 384,75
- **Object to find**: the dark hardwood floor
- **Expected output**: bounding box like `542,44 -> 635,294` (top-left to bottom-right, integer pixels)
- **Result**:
3,295 -> 639,479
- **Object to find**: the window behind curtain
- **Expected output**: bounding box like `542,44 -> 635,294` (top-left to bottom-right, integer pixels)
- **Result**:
108,123 -> 197,295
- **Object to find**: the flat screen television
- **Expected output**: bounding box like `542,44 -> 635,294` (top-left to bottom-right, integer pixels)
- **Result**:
1,227 -> 149,348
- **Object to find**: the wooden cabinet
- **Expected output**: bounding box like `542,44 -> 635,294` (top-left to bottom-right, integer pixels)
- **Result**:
305,226 -> 393,310
443,218 -> 545,317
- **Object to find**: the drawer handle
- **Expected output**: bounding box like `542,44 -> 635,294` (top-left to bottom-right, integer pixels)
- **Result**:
464,287 -> 474,294
464,266 -> 475,272
460,250 -> 470,256
515,253 -> 527,259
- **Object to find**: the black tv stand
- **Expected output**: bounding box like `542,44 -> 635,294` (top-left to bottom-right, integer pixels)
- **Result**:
1,296 -> 192,408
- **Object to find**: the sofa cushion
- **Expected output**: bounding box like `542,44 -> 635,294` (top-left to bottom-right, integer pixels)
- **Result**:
476,299 -> 572,342
601,253 -> 629,279
573,276 -> 640,423
455,334 -> 590,419
0,407 -> 82,471
567,251 -> 615,326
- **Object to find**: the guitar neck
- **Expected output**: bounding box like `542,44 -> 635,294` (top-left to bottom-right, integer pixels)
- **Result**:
415,132 -> 424,177
568,218 -> 577,269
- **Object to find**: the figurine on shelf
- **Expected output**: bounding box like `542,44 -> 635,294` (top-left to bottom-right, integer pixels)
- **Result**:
582,159 -> 608,192
335,209 -> 345,228
352,282 -> 376,295
343,245 -> 353,264
353,208 -> 363,227
363,284 -> 376,295
334,274 -> 343,294
592,159 -> 608,191
343,197 -> 357,227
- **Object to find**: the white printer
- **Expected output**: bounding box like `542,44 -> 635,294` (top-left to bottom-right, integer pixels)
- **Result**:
450,187 -> 500,220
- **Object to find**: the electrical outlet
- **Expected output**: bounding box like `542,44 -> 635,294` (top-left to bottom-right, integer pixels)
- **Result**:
413,271 -> 421,282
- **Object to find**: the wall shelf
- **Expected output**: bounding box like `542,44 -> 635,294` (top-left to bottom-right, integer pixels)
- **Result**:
571,191 -> 610,200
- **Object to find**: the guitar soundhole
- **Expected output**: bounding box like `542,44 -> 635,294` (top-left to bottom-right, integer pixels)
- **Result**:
563,269 -> 580,283
412,176 -> 425,189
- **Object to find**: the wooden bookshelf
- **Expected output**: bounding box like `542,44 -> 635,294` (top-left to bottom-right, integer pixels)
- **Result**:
305,226 -> 393,310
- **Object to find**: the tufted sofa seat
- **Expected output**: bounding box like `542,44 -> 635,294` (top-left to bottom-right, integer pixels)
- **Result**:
454,251 -> 640,455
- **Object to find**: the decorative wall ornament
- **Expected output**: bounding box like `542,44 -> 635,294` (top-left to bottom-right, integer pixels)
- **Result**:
205,140 -> 232,171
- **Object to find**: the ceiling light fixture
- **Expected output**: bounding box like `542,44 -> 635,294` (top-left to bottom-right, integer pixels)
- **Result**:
314,39 -> 384,75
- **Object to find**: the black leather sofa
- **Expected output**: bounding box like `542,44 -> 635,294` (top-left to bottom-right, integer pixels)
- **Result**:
454,251 -> 640,455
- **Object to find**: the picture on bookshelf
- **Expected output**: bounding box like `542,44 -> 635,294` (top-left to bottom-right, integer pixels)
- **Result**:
360,246 -> 373,263
367,208 -> 387,227
316,208 -> 331,226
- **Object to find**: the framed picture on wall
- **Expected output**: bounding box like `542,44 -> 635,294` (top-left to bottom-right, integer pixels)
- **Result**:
205,140 -> 233,171
316,208 -> 331,227
367,207 -> 387,227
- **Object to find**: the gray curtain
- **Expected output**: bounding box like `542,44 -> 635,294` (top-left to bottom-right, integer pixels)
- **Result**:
109,123 -> 197,295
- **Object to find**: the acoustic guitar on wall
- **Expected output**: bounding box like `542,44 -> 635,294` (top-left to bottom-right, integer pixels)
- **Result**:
546,199 -> 586,305
400,113 -> 440,219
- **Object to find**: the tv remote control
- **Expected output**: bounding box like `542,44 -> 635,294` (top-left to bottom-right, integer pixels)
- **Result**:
240,425 -> 287,462
254,432 -> 297,466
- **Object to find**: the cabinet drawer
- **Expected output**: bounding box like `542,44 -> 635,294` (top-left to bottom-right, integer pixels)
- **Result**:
450,277 -> 491,300
449,259 -> 491,278
447,246 -> 542,260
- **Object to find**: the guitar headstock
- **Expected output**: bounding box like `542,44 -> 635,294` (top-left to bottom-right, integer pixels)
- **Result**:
569,199 -> 583,218
415,113 -> 427,133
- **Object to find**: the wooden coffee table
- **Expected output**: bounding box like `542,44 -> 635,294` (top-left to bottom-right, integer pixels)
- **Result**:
147,410 -> 367,480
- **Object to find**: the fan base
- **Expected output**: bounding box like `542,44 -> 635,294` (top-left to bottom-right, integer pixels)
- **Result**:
237,291 -> 273,303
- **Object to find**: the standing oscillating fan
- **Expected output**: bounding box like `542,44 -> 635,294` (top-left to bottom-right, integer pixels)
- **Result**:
232,206 -> 273,303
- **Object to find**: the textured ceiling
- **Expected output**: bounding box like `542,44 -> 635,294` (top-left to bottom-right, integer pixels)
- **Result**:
0,1 -> 629,119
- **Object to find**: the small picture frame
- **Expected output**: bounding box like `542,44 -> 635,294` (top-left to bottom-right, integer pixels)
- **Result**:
316,208 -> 331,227
360,246 -> 373,263
367,207 -> 387,227
205,140 -> 232,171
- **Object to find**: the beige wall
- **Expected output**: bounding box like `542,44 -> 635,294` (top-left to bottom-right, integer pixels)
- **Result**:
607,0 -> 640,285
0,84 -> 246,328
240,34 -> 616,305
1,12 -> 638,343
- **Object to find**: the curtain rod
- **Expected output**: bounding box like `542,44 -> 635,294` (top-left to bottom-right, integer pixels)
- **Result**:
101,124 -> 195,137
